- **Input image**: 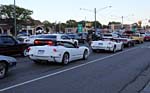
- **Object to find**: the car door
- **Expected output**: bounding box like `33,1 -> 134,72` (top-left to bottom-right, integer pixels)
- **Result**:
0,36 -> 17,55
115,40 -> 122,50
61,35 -> 73,43
62,42 -> 80,60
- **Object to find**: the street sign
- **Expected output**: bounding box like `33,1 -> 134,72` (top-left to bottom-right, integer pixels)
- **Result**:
77,24 -> 83,33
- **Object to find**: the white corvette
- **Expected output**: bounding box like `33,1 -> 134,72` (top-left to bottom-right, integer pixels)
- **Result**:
91,39 -> 124,53
28,41 -> 89,65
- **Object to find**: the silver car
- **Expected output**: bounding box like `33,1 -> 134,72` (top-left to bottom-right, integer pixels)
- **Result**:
0,55 -> 17,79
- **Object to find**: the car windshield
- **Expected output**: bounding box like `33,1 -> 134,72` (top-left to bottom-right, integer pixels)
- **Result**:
38,35 -> 57,40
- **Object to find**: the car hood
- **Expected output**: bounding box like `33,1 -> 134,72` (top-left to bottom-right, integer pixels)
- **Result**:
0,55 -> 17,63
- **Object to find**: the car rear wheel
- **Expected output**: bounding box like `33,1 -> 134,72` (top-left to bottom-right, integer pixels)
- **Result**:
74,42 -> 77,46
23,49 -> 28,57
127,43 -> 131,47
83,50 -> 88,60
92,49 -> 97,53
120,45 -> 124,51
0,62 -> 7,79
62,53 -> 69,65
112,45 -> 116,53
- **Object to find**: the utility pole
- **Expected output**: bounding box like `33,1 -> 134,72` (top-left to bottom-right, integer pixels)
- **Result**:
80,6 -> 112,32
121,16 -> 124,28
94,8 -> 97,32
14,0 -> 17,38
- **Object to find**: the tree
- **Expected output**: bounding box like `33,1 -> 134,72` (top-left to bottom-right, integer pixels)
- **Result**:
108,21 -> 121,25
91,21 -> 102,28
0,4 -> 33,21
43,20 -> 52,33
66,20 -> 77,27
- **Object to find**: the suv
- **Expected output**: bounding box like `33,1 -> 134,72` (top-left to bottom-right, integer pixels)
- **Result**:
0,35 -> 30,56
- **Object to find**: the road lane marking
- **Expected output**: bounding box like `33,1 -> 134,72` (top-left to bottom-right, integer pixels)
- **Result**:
0,47 -> 138,92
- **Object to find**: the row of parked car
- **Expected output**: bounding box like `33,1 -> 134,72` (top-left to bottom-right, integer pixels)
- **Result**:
0,31 -> 150,79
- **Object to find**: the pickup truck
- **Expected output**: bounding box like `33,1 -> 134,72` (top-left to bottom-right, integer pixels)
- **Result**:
0,35 -> 30,56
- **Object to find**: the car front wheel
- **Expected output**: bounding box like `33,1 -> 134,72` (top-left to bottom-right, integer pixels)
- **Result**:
62,53 -> 69,65
0,62 -> 7,79
83,50 -> 88,60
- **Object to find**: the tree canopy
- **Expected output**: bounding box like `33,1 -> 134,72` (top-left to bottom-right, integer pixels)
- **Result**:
0,4 -> 33,20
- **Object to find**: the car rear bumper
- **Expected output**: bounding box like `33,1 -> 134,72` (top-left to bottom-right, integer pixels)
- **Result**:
29,55 -> 62,63
91,46 -> 113,51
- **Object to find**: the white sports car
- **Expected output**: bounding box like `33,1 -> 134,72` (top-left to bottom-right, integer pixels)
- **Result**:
91,39 -> 123,53
28,41 -> 89,65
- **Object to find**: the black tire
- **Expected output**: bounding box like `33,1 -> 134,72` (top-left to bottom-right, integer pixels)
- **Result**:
83,50 -> 88,60
22,49 -> 28,57
74,42 -> 77,46
62,53 -> 69,65
112,45 -> 116,53
92,49 -> 97,53
0,62 -> 7,79
127,43 -> 131,47
132,42 -> 135,46
120,45 -> 124,51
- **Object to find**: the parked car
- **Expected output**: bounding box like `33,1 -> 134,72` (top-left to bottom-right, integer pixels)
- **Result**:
28,41 -> 89,65
0,35 -> 30,56
0,55 -> 17,79
91,38 -> 124,53
34,34 -> 79,46
23,34 -> 43,44
77,32 -> 88,43
113,37 -> 135,47
131,33 -> 144,44
17,33 -> 30,43
144,33 -> 150,41
102,33 -> 119,39
66,33 -> 82,43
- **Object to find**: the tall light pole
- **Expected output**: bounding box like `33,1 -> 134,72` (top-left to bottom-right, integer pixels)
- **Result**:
14,0 -> 17,37
94,8 -> 96,31
80,6 -> 112,32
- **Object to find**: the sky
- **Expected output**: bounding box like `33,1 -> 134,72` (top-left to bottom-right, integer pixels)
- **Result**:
0,0 -> 150,25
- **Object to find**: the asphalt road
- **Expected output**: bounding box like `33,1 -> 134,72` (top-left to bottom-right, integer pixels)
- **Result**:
1,42 -> 150,93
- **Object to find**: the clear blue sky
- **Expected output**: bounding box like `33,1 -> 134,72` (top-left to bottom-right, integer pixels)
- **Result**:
1,0 -> 150,25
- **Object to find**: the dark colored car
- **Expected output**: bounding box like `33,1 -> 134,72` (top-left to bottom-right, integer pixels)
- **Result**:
0,55 -> 17,79
0,35 -> 30,56
77,32 -> 88,43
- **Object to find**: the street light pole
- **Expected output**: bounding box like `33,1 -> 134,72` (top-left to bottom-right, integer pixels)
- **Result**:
14,0 -> 17,37
94,8 -> 96,31
121,16 -> 124,28
80,6 -> 112,32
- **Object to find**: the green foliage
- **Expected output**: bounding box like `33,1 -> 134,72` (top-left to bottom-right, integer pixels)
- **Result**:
0,4 -> 33,20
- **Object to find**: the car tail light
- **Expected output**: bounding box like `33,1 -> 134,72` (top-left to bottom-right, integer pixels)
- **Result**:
27,47 -> 31,52
47,41 -> 53,46
53,48 -> 57,52
34,40 -> 40,44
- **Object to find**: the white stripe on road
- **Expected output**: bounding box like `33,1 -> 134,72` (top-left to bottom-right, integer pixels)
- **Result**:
0,47 -> 137,92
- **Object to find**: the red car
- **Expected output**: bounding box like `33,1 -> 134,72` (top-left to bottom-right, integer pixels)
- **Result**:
144,33 -> 150,41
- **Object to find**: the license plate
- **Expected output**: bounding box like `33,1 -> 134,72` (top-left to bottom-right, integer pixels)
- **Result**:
38,50 -> 45,54
98,43 -> 103,45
